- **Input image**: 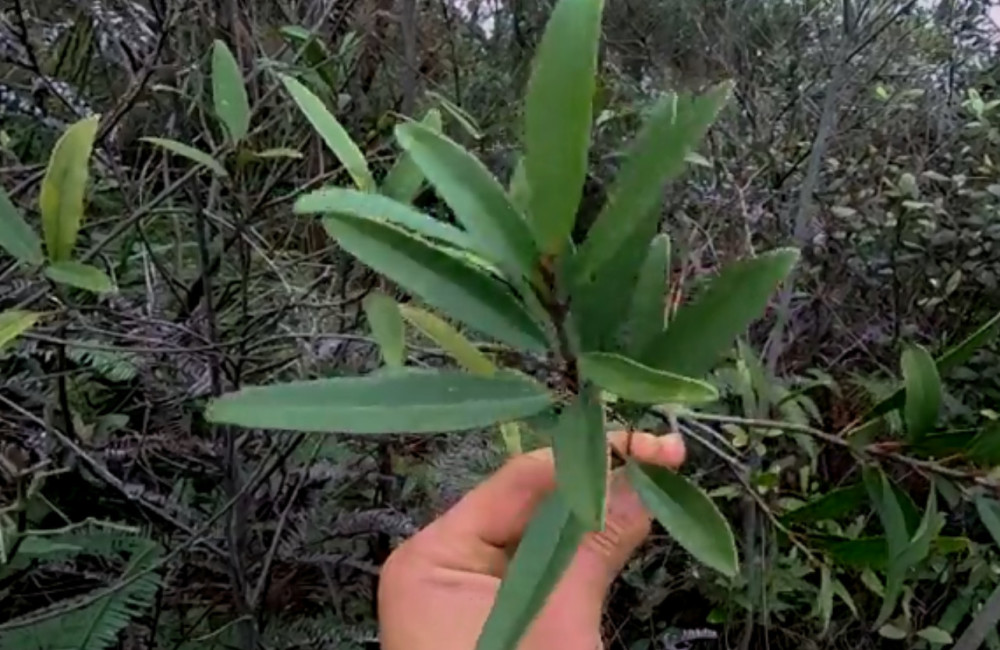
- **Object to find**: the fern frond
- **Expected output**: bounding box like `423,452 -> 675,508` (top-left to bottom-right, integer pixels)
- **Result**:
0,535 -> 161,650
67,342 -> 139,382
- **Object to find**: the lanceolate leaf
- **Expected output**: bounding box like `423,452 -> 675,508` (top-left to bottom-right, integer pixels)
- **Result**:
362,292 -> 405,368
323,213 -> 548,352
642,248 -> 799,376
967,420 -> 1000,466
206,370 -> 552,434
901,343 -> 941,441
0,310 -> 41,350
280,74 -> 375,191
864,468 -> 909,627
295,187 -> 475,251
574,84 -> 731,281
626,233 -> 670,356
854,309 -> 1000,428
44,261 -> 114,294
382,109 -> 443,204
579,352 -> 718,404
141,138 -> 228,177
476,493 -> 586,650
572,210 -> 659,351
626,461 -> 738,577
508,156 -> 530,214
399,304 -> 495,376
278,25 -> 339,92
976,496 -> 1000,548
395,122 -> 538,276
550,387 -> 607,529
781,482 -> 869,524
524,0 -> 604,254
0,186 -> 43,266
40,115 -> 100,262
211,40 -> 250,144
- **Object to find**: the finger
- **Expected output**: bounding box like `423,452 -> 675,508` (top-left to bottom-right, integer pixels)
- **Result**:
437,431 -> 685,550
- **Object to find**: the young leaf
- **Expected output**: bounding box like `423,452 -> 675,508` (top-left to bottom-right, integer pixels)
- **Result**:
975,496 -> 1000,547
141,138 -> 228,177
500,421 -> 523,456
523,0 -> 604,254
574,84 -> 731,280
44,261 -> 114,294
571,210 -> 659,351
212,40 -> 250,144
579,352 -> 718,404
395,122 -> 538,277
427,90 -> 483,140
625,461 -> 738,577
363,292 -> 405,368
626,233 -> 670,356
901,343 -> 941,440
508,155 -> 530,214
476,493 -> 586,650
642,248 -> 799,376
40,115 -> 100,262
279,74 -> 375,191
323,213 -> 548,352
917,627 -> 953,644
399,304 -> 495,375
550,388 -> 607,529
295,187 -> 475,251
206,369 -> 552,434
0,309 -> 41,350
382,108 -> 443,204
0,186 -> 43,266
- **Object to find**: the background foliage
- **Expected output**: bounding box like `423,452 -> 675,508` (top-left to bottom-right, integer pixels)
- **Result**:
2,0 -> 1000,648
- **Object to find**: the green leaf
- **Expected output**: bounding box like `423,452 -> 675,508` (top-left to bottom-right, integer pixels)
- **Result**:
207,369 -> 552,434
901,343 -> 941,441
395,122 -> 537,277
917,627 -> 953,644
865,469 -> 910,627
399,304 -> 495,375
0,309 -> 41,350
211,40 -> 250,144
626,233 -> 670,356
508,155 -> 530,214
322,213 -> 548,352
279,73 -> 374,191
44,261 -> 114,294
40,115 -> 100,262
571,212 -> 658,351
523,0 -> 604,254
878,624 -> 908,640
818,564 -> 833,633
968,421 -> 1000,466
252,147 -> 303,160
0,186 -> 43,266
625,461 -> 738,576
382,109 -> 443,204
427,90 -> 483,140
295,187 -> 474,251
278,25 -> 338,92
574,84 -> 731,280
781,482 -> 869,524
855,309 -> 1000,427
362,292 -> 405,368
579,352 -> 718,404
141,138 -> 228,177
550,388 -> 607,529
476,493 -> 585,650
975,496 -> 1000,548
642,248 -> 799,376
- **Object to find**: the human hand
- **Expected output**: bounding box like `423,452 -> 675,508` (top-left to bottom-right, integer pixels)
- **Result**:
378,431 -> 686,650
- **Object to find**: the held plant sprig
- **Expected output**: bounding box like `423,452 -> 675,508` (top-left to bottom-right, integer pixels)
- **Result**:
206,0 -> 799,647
